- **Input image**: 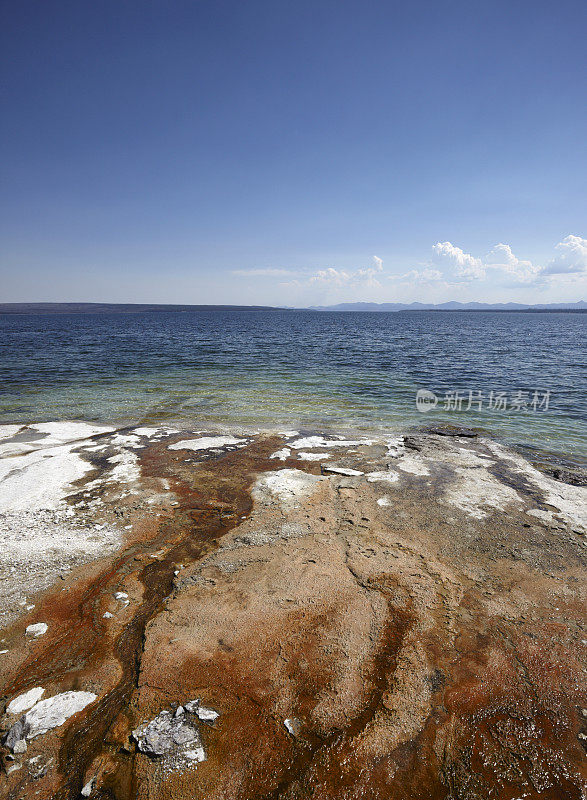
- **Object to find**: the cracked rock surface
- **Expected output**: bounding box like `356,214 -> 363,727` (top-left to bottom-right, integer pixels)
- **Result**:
0,426 -> 585,799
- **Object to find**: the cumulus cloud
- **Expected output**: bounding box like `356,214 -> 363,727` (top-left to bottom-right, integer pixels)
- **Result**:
484,243 -> 539,283
542,234 -> 587,275
427,235 -> 586,285
232,236 -> 585,299
309,263 -> 384,289
431,241 -> 485,279
309,267 -> 351,286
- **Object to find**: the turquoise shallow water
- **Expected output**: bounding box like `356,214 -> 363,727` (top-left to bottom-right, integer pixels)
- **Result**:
0,310 -> 585,464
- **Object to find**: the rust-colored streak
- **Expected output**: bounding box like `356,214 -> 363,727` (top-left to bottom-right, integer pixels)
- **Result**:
0,436 -> 284,800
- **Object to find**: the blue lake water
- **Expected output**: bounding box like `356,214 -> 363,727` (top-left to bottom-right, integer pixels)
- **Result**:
0,310 -> 585,463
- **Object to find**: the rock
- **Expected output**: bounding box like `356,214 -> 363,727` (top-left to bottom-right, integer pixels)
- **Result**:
253,469 -> 326,508
25,623 -> 47,637
103,612 -> 113,618
81,777 -> 96,797
2,717 -> 30,751
168,436 -> 244,452
6,762 -> 22,775
269,448 -> 291,461
427,425 -> 477,438
132,709 -> 202,758
323,466 -> 364,477
7,686 -> 45,714
181,699 -> 219,723
543,466 -> 587,487
195,705 -> 219,724
297,451 -> 328,461
24,691 -> 97,739
284,717 -> 302,737
291,436 -> 369,449
184,747 -> 206,762
114,592 -> 128,601
13,739 -> 27,754
366,470 -> 399,484
28,756 -> 53,779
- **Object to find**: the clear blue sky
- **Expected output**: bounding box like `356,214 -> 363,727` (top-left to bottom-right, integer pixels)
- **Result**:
1,0 -> 586,305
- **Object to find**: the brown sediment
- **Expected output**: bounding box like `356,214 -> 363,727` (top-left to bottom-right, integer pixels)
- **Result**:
0,435 -> 285,799
0,430 -> 586,800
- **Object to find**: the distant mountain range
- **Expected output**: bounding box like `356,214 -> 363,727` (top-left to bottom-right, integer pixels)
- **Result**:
0,301 -> 585,314
0,302 -> 285,314
308,301 -> 587,312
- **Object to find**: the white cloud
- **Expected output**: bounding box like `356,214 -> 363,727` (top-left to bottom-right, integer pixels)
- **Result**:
389,267 -> 444,284
542,234 -> 587,275
309,267 -> 351,286
431,241 -> 485,279
427,235 -> 586,286
232,236 -> 586,303
484,243 -> 539,283
354,267 -> 383,288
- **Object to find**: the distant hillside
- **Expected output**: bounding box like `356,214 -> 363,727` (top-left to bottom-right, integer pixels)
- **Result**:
0,303 -> 287,314
309,301 -> 587,312
1,301 -> 585,315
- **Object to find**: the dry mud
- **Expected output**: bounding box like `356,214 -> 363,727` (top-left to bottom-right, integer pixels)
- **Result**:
0,423 -> 585,799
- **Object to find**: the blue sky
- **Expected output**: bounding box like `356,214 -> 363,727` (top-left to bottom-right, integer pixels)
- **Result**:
1,0 -> 585,305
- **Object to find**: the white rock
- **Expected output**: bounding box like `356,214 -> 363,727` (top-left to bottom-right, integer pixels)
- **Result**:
269,448 -> 291,461
0,444 -> 94,512
324,466 -> 364,477
168,436 -> 244,452
105,451 -> 141,485
396,456 -> 430,476
103,612 -> 113,619
114,592 -> 128,601
377,497 -> 392,507
24,691 -> 97,739
7,687 -> 45,715
253,469 -> 325,508
81,777 -> 96,797
297,452 -> 329,461
184,746 -> 206,762
291,436 -> 370,449
31,421 -> 113,444
25,623 -> 47,637
385,437 -> 406,457
0,424 -> 23,441
284,717 -> 302,736
366,470 -> 399,484
196,706 -> 219,723
526,508 -> 554,523
133,427 -> 164,437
